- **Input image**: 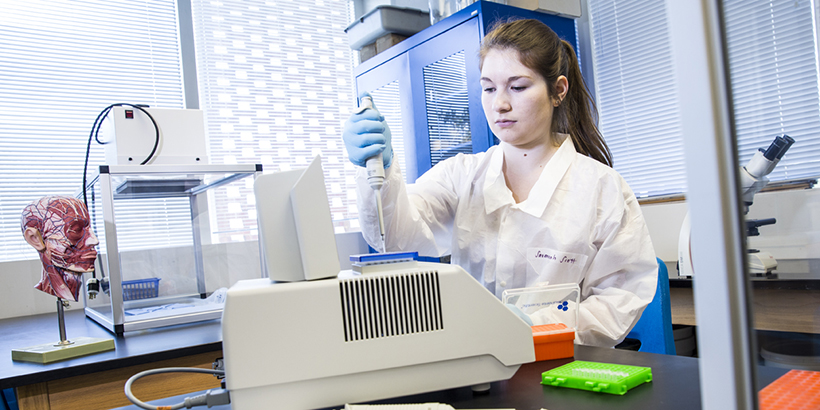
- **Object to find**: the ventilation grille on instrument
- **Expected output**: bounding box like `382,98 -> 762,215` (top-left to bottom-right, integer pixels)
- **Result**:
340,271 -> 444,342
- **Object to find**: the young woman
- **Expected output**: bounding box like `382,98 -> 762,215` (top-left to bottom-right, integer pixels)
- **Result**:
342,19 -> 657,348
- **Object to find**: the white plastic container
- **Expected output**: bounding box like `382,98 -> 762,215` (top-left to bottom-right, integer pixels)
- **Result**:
428,0 -> 474,24
503,0 -> 581,17
502,282 -> 580,329
345,5 -> 431,50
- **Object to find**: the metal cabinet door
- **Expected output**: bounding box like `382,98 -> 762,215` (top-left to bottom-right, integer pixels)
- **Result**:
408,16 -> 488,178
355,16 -> 486,182
355,53 -> 418,183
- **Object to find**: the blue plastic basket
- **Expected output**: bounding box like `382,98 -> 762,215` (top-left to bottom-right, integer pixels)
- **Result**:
122,278 -> 161,301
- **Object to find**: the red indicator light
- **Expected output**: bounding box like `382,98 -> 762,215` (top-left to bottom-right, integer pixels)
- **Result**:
125,110 -> 134,119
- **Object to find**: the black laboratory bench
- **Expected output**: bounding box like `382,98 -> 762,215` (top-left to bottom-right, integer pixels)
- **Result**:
670,277 -> 820,290
1,308 -> 794,410
113,344 -> 790,410
0,309 -> 223,410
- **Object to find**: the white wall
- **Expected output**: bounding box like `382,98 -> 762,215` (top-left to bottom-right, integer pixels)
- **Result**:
641,187 -> 820,278
0,258 -> 81,320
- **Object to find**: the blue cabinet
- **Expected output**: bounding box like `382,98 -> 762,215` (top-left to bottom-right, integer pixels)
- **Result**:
353,1 -> 577,182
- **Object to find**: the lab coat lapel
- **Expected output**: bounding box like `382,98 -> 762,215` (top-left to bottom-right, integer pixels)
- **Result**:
518,136 -> 575,218
483,147 -> 513,215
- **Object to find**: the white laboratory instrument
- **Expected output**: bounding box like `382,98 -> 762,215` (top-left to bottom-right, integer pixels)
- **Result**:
746,246 -> 777,275
677,213 -> 694,277
101,106 -> 208,165
738,135 -> 795,214
221,156 -> 535,410
254,156 -> 340,282
678,135 -> 794,276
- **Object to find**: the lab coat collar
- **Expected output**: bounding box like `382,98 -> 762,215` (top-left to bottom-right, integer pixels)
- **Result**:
483,135 -> 576,218
483,146 -> 513,215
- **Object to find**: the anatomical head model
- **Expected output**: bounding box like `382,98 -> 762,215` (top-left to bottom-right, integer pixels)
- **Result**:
21,196 -> 99,302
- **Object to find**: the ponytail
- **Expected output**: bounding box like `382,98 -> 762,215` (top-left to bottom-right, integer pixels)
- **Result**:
557,40 -> 612,167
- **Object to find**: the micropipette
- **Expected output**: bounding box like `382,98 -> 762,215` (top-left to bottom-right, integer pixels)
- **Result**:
355,95 -> 387,253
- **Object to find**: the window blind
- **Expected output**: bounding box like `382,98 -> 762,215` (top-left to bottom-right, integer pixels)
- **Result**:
588,0 -> 820,199
723,0 -> 820,181
190,0 -> 357,237
587,0 -> 686,198
0,0 -> 185,262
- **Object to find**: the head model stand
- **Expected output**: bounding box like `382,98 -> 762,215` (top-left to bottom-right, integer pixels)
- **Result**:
15,196 -> 115,363
678,135 -> 795,277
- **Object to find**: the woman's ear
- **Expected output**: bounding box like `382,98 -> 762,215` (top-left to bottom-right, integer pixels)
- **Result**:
554,75 -> 569,106
24,227 -> 46,251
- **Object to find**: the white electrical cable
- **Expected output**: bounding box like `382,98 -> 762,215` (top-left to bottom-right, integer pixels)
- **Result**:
124,367 -> 227,410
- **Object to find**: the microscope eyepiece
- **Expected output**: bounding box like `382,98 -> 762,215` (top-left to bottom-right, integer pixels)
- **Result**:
763,134 -> 795,160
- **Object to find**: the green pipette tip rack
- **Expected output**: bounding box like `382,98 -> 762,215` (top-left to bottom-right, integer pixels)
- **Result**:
541,360 -> 653,395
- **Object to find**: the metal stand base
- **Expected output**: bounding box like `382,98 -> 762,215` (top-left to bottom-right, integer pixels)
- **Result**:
11,298 -> 115,364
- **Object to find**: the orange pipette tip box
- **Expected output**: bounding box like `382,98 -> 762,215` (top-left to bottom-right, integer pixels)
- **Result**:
759,369 -> 820,410
531,323 -> 575,361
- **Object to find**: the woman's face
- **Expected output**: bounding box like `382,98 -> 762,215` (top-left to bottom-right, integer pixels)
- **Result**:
480,48 -> 555,149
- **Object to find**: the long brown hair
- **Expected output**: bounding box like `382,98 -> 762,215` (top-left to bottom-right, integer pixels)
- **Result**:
479,19 -> 613,167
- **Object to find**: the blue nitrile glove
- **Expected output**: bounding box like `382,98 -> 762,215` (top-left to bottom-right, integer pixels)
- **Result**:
506,303 -> 534,326
342,93 -> 393,169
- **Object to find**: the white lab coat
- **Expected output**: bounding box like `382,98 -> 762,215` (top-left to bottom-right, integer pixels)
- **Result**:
356,136 -> 658,347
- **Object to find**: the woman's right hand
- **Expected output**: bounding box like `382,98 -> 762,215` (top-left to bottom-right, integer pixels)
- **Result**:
342,93 -> 393,168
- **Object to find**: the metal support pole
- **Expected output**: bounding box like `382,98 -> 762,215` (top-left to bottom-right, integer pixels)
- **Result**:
191,190 -> 207,298
665,0 -> 758,408
55,299 -> 73,346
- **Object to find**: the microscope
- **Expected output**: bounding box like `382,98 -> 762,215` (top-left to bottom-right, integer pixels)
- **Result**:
678,134 -> 794,277
740,135 -> 794,276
